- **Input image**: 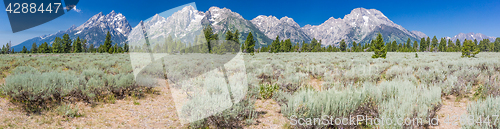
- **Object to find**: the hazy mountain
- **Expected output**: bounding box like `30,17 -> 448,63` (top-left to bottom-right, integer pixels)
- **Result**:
13,11 -> 131,51
450,32 -> 496,42
251,15 -> 311,44
411,31 -> 428,38
302,8 -> 421,46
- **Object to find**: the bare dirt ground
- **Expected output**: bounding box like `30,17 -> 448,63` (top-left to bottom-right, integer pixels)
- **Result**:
0,80 -> 185,128
246,99 -> 289,129
431,95 -> 469,129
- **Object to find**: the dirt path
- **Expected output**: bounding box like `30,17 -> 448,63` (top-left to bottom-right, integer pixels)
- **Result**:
246,99 -> 288,129
430,95 -> 469,129
0,79 -> 184,128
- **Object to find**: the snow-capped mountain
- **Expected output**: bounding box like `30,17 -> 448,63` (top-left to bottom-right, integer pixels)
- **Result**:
127,6 -> 205,46
201,7 -> 272,48
450,32 -> 496,42
251,15 -> 311,43
411,31 -> 428,38
14,11 -> 131,51
302,8 -> 421,46
128,6 -> 272,48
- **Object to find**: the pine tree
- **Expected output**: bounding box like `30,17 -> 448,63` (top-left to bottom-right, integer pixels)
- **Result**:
495,38 -> 500,52
301,41 -> 307,52
462,39 -> 480,58
52,37 -> 61,53
391,41 -> 397,52
62,34 -> 72,53
244,32 -> 255,54
339,39 -> 346,52
438,37 -> 446,52
431,36 -> 438,52
203,25 -> 218,53
372,33 -> 387,58
413,41 -> 418,51
89,43 -> 95,53
271,35 -> 280,53
82,39 -> 87,53
74,37 -> 82,53
21,46 -> 28,53
447,39 -> 455,52
352,41 -> 357,52
104,31 -> 113,54
419,38 -> 426,52
456,39 -> 461,52
31,43 -> 38,53
123,43 -> 129,53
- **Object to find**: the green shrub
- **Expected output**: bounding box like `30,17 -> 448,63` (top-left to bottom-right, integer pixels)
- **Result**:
1,72 -> 81,112
281,87 -> 368,128
259,83 -> 279,99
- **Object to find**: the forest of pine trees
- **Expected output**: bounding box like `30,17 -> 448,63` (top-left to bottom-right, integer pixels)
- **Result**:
1,31 -> 128,54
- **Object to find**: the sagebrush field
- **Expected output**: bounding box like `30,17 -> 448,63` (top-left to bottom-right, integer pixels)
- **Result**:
0,52 -> 499,128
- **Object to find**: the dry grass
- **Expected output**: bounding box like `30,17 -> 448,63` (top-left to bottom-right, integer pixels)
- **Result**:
246,99 -> 288,129
430,95 -> 470,129
0,80 -> 184,128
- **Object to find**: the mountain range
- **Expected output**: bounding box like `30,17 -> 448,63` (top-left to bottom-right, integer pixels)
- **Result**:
13,11 -> 131,51
14,6 -> 497,51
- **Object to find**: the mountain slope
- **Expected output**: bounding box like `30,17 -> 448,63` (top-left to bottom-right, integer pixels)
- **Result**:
13,11 -> 131,51
450,32 -> 496,42
202,7 -> 272,48
251,15 -> 311,44
302,8 -> 420,46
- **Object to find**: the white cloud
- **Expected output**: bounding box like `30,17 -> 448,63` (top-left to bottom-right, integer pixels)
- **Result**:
64,5 -> 81,13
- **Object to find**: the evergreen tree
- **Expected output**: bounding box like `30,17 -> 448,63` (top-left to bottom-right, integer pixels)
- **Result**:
52,37 -> 62,53
431,36 -> 438,51
426,37 -> 431,51
419,38 -> 426,52
244,32 -> 255,54
406,38 -> 411,49
271,35 -> 280,53
352,41 -> 357,52
31,43 -> 38,53
38,42 -> 50,53
82,39 -> 87,52
5,42 -> 10,54
462,39 -> 480,58
391,41 -> 397,52
21,46 -> 28,53
301,41 -> 308,52
62,34 -> 72,53
372,33 -> 387,58
74,37 -> 82,53
495,38 -> 500,52
447,39 -> 455,52
104,31 -> 113,54
479,39 -> 490,51
339,39 -> 346,52
89,43 -> 95,53
413,41 -> 418,51
203,25 -> 218,53
1,45 -> 5,54
456,39 -> 461,52
123,43 -> 129,53
439,38 -> 447,52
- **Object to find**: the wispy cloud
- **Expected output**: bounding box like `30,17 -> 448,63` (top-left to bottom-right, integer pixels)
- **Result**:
64,5 -> 82,13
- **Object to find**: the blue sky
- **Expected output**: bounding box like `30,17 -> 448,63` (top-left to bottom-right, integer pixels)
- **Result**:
1,0 -> 499,46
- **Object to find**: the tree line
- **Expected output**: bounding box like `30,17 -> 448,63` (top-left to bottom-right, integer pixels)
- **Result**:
1,31 -> 129,54
255,35 -> 500,53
